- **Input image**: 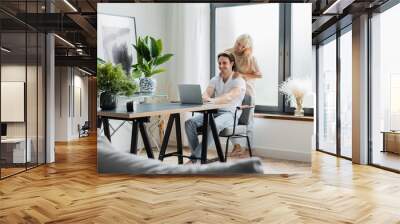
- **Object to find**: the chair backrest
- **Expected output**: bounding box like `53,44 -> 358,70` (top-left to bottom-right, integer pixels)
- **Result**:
238,95 -> 253,125
82,121 -> 90,129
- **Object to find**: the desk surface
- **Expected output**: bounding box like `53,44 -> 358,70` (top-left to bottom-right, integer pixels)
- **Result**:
381,131 -> 400,134
1,138 -> 28,143
98,102 -> 230,119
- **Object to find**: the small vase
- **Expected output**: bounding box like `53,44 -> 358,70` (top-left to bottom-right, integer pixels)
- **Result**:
139,77 -> 156,93
294,97 -> 304,116
294,107 -> 304,116
100,92 -> 117,110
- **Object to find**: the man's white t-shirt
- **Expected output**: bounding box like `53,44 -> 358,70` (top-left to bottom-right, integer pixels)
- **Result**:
209,74 -> 246,113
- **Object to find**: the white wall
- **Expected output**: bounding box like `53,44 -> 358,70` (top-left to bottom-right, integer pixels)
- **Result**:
55,67 -> 69,141
55,67 -> 89,141
252,118 -> 313,162
72,74 -> 89,138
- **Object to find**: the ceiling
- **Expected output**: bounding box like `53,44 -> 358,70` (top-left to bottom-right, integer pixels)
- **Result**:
310,0 -> 390,43
0,0 -> 394,74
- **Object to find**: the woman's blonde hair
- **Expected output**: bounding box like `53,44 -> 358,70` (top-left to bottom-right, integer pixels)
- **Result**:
235,34 -> 253,50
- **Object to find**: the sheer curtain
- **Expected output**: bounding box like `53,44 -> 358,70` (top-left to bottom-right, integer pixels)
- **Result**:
164,3 -> 211,146
165,3 -> 210,101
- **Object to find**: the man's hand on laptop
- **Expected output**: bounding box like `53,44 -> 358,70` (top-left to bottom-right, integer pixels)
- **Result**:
202,96 -> 215,103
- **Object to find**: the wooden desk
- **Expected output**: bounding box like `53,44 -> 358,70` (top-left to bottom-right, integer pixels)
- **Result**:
1,138 -> 31,165
98,103 -> 229,164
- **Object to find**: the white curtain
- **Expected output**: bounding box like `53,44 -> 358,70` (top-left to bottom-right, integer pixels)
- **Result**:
161,4 -> 211,146
165,4 -> 210,101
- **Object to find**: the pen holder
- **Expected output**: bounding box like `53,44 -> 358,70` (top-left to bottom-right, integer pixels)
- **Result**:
126,101 -> 134,112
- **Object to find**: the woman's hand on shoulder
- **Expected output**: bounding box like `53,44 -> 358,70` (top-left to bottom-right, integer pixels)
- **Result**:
233,71 -> 242,79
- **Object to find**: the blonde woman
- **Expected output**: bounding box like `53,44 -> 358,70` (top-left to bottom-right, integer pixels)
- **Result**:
226,34 -> 262,157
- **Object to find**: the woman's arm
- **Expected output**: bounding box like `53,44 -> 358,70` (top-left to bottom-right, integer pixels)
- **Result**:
239,56 -> 262,80
239,71 -> 262,80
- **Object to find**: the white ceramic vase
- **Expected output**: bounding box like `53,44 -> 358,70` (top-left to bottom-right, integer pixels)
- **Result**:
139,77 -> 156,93
294,97 -> 304,116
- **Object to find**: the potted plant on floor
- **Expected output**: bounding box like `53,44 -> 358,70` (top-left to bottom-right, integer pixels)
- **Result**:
279,77 -> 312,116
97,61 -> 138,110
132,36 -> 173,93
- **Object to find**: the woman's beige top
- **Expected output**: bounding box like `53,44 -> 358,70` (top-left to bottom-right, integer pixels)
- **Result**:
226,48 -> 260,98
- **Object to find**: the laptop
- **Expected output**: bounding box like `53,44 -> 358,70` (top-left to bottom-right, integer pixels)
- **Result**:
178,84 -> 203,105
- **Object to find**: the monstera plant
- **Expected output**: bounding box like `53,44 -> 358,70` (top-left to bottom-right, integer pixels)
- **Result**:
132,36 -> 173,93
97,61 -> 138,110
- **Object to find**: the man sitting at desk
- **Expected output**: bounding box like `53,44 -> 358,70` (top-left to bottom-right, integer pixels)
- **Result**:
185,52 -> 246,164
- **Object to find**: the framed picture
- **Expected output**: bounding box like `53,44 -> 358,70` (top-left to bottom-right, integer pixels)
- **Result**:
97,13 -> 137,75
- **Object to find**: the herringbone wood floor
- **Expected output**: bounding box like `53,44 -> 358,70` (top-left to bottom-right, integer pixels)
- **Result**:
1,135 -> 400,223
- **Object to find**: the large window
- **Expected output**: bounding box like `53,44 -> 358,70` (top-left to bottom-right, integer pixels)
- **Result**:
339,28 -> 352,158
212,3 -> 313,114
370,2 -> 400,171
291,3 -> 313,109
214,3 -> 280,107
317,36 -> 337,155
316,24 -> 353,159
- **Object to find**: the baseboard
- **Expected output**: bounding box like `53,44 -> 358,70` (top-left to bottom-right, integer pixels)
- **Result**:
251,146 -> 311,163
168,139 -> 311,163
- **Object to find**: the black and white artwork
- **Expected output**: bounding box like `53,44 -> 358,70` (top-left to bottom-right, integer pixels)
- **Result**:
97,13 -> 137,75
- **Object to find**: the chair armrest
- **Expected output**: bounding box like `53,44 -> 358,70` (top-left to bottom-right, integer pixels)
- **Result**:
236,105 -> 255,110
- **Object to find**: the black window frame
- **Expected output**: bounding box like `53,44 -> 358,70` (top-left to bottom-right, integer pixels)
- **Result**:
314,18 -> 353,161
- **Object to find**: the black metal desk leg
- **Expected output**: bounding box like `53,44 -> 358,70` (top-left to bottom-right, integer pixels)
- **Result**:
158,114 -> 175,161
130,121 -> 139,154
201,112 -> 209,164
209,114 -> 225,162
175,114 -> 184,164
102,118 -> 111,142
138,121 -> 155,159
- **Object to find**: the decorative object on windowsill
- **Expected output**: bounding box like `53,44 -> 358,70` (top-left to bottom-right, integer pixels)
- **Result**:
132,36 -> 173,93
279,77 -> 312,116
126,101 -> 134,112
97,60 -> 138,110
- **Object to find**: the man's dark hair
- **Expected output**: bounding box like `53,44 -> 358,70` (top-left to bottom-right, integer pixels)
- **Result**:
217,52 -> 237,72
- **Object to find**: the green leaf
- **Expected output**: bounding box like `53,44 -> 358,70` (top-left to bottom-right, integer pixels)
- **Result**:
156,39 -> 163,53
97,62 -> 138,96
151,68 -> 166,76
97,58 -> 106,64
141,42 -> 151,62
131,69 -> 142,79
154,54 -> 173,66
150,37 -> 160,58
131,35 -> 173,78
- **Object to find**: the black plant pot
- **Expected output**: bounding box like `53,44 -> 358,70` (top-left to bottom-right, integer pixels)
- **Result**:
100,92 -> 117,110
